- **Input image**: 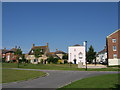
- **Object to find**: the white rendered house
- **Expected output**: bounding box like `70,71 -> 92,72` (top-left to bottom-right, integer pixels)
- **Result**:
68,42 -> 86,65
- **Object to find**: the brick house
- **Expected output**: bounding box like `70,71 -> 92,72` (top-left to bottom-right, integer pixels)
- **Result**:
106,29 -> 120,66
2,47 -> 19,62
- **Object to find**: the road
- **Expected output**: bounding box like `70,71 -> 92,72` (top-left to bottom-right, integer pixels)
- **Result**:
2,68 -> 119,88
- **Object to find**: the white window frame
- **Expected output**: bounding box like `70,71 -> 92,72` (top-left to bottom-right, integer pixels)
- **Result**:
113,54 -> 117,58
113,46 -> 117,51
112,39 -> 116,43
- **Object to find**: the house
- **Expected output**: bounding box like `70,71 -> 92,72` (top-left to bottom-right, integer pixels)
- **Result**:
26,43 -> 50,64
96,47 -> 107,64
2,46 -> 20,62
106,29 -> 120,66
54,49 -> 66,59
68,42 -> 86,65
48,49 -> 66,63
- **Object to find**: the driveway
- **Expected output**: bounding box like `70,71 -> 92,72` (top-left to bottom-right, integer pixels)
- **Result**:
2,68 -> 119,88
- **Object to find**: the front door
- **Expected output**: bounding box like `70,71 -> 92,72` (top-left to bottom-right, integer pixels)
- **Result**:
74,59 -> 76,64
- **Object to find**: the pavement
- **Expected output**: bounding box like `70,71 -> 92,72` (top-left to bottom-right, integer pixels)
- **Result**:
1,68 -> 119,88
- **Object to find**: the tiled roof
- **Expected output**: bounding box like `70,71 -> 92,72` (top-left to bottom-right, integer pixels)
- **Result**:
28,45 -> 49,55
55,50 -> 66,54
74,44 -> 81,46
107,29 -> 120,38
98,49 -> 107,54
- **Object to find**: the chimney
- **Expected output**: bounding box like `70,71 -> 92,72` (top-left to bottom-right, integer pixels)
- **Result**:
32,44 -> 35,47
46,43 -> 48,47
15,46 -> 17,49
4,48 -> 6,50
56,48 -> 58,51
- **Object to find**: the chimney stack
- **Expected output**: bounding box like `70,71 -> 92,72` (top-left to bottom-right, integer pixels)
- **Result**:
46,43 -> 48,47
4,48 -> 6,50
32,44 -> 35,47
15,46 -> 17,49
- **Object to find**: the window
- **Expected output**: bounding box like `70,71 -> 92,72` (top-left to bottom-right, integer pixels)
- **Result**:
113,54 -> 117,58
31,50 -> 34,53
74,55 -> 76,58
112,39 -> 116,43
113,46 -> 117,51
79,52 -> 83,59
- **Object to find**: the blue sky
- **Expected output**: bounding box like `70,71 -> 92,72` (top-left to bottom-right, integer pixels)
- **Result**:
2,2 -> 118,53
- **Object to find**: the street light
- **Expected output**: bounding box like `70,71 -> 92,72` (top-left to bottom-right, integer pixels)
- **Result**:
85,41 -> 87,71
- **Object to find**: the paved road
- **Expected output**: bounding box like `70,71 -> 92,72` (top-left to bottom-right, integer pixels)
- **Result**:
2,68 -> 119,88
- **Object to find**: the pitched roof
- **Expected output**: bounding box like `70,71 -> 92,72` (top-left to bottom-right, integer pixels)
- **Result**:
28,45 -> 49,55
55,50 -> 66,54
74,44 -> 81,46
98,48 -> 107,54
107,29 -> 120,38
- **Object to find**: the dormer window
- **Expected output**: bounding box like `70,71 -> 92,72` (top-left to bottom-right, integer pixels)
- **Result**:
31,50 -> 34,53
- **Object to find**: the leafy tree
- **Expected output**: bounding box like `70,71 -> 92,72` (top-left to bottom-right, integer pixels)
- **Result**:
52,58 -> 59,64
46,56 -> 54,64
21,54 -> 26,63
14,48 -> 22,68
46,56 -> 59,64
62,54 -> 68,60
87,45 -> 96,63
33,48 -> 43,62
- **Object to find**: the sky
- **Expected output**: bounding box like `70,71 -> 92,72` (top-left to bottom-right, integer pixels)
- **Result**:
2,2 -> 118,53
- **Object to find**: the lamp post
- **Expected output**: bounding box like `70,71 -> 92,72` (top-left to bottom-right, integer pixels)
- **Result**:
85,41 -> 87,71
69,53 -> 71,68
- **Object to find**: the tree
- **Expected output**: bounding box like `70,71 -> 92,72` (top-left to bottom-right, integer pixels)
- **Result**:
21,54 -> 26,63
33,48 -> 43,63
62,54 -> 68,60
87,45 -> 96,63
46,56 -> 54,64
14,48 -> 22,68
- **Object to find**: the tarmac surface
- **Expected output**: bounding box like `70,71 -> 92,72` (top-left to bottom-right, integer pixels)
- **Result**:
2,68 -> 119,88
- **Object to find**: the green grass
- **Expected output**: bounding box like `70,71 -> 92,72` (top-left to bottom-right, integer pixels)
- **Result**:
58,74 -> 119,89
2,63 -> 119,71
2,69 -> 46,83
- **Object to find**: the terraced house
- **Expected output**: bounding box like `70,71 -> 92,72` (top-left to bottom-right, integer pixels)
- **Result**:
106,29 -> 120,66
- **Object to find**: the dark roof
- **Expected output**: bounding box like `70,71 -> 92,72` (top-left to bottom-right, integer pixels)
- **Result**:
73,44 -> 81,46
28,46 -> 49,55
98,49 -> 107,54
55,50 -> 66,54
2,49 -> 9,54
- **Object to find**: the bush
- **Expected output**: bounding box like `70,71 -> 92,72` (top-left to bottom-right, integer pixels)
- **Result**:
40,59 -> 43,64
64,60 -> 68,64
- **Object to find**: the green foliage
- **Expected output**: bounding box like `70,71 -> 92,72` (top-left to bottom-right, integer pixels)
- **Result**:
52,58 -> 59,64
33,48 -> 43,59
62,54 -> 68,60
64,60 -> 68,64
14,48 -> 22,56
21,54 -> 26,63
40,59 -> 43,64
46,56 -> 59,64
87,45 -> 96,63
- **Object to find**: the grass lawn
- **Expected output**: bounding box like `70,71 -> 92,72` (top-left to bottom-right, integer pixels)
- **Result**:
2,69 -> 46,83
2,63 -> 119,71
58,74 -> 120,89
